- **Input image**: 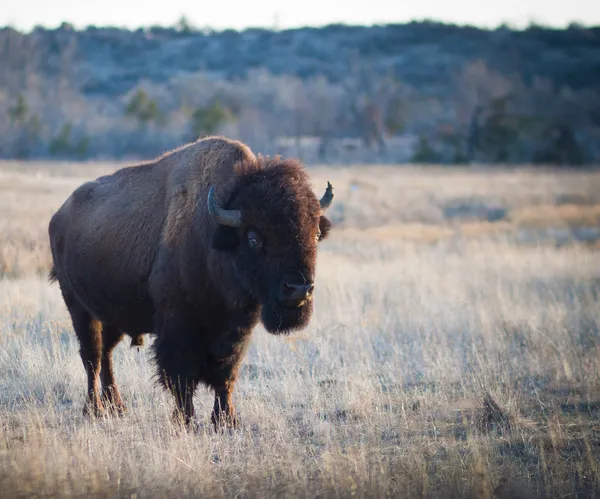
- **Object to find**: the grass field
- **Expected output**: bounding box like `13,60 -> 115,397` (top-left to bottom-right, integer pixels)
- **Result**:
1,159 -> 600,498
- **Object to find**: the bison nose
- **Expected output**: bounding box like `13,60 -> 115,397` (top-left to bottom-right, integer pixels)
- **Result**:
279,282 -> 314,307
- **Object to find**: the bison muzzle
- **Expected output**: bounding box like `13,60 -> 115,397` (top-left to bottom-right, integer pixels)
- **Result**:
48,136 -> 334,430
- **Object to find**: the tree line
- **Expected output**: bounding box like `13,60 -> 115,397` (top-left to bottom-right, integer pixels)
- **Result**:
0,22 -> 598,165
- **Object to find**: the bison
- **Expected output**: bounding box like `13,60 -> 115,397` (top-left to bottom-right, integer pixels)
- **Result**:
48,136 -> 334,430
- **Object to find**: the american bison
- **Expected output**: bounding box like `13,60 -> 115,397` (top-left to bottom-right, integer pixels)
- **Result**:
48,136 -> 334,429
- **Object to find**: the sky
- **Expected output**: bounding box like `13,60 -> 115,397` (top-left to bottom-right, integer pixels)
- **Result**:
1,0 -> 599,32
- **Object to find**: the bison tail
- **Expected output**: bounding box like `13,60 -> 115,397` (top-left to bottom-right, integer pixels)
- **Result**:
48,266 -> 58,283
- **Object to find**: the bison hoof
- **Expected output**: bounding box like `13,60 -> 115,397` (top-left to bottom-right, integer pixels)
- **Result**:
83,401 -> 106,418
211,410 -> 238,432
171,409 -> 198,432
104,401 -> 128,417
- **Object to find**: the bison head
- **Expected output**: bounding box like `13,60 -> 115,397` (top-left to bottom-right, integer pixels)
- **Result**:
207,159 -> 333,334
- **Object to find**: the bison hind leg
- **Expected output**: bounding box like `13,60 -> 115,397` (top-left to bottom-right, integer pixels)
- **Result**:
62,293 -> 105,418
100,324 -> 128,416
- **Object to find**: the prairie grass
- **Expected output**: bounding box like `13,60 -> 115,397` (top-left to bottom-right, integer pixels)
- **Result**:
1,160 -> 600,498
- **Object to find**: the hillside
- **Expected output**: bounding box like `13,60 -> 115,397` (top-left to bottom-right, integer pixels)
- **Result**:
1,21 -> 599,164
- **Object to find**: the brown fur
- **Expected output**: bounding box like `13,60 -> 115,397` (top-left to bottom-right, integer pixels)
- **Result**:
48,135 -> 332,430
161,141 -> 258,247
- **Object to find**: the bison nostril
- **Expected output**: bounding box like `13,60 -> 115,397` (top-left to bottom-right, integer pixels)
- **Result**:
279,281 -> 314,304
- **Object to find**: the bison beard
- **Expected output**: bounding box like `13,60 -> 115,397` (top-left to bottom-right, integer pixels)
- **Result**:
47,136 -> 333,431
261,299 -> 314,335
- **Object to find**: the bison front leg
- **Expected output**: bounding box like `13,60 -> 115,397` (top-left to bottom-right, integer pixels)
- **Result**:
153,314 -> 201,429
208,331 -> 252,431
168,377 -> 198,428
211,382 -> 237,430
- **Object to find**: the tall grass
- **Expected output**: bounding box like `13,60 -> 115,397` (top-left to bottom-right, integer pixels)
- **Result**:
1,161 -> 600,497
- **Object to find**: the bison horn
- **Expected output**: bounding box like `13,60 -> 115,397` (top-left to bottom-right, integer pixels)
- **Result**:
320,181 -> 334,211
207,185 -> 242,227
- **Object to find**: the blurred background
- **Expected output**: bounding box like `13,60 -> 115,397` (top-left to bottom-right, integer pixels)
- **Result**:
0,0 -> 599,166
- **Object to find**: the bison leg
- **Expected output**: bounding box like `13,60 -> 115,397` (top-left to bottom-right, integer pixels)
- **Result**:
153,315 -> 200,429
65,299 -> 105,417
100,325 -> 126,415
211,382 -> 237,430
208,333 -> 252,431
169,378 -> 199,429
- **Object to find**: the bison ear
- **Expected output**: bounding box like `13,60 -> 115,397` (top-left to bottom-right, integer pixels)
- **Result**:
212,226 -> 240,252
318,216 -> 332,241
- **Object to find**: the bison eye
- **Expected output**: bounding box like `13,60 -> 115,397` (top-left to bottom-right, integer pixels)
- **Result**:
315,230 -> 322,242
247,230 -> 263,251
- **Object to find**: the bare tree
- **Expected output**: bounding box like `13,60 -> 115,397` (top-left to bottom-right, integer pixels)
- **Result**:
449,60 -> 516,161
339,57 -> 406,155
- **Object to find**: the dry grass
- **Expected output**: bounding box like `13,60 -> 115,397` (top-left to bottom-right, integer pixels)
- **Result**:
1,160 -> 600,498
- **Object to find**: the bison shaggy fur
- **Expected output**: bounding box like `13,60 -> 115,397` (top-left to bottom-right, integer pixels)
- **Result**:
48,135 -> 333,430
